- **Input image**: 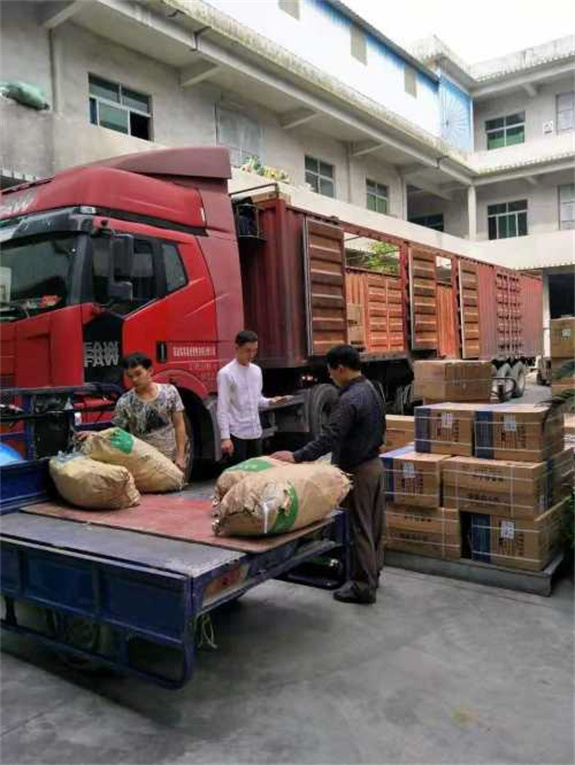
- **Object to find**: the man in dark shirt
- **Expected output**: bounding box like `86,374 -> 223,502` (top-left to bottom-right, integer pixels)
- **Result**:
272,344 -> 386,604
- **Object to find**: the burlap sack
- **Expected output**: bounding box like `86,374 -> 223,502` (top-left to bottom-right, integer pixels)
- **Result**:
214,457 -> 286,503
49,453 -> 140,510
213,462 -> 351,536
81,428 -> 184,493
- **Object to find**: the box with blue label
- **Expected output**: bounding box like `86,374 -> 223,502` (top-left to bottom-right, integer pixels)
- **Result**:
461,497 -> 568,571
443,448 -> 574,520
415,403 -> 476,457
474,404 -> 564,462
382,446 -> 449,507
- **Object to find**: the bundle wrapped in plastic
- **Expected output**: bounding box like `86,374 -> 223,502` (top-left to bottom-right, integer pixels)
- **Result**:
49,453 -> 140,510
81,428 -> 184,493
213,462 -> 351,536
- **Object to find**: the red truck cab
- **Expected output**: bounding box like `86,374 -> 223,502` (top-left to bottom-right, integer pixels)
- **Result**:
0,148 -> 243,461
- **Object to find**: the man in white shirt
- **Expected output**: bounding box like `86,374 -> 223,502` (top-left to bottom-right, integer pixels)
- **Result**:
217,330 -> 287,463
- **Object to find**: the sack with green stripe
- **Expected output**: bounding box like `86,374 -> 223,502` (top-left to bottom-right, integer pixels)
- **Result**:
81,427 -> 184,493
214,457 -> 286,503
213,463 -> 351,536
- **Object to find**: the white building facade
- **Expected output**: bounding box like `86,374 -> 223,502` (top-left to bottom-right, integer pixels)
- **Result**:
1,0 -> 574,335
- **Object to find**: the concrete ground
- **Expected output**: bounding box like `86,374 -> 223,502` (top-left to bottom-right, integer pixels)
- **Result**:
1,377 -> 574,765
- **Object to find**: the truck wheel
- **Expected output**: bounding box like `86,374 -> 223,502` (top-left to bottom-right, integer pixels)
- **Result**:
495,363 -> 514,402
308,384 -> 338,438
511,362 -> 526,398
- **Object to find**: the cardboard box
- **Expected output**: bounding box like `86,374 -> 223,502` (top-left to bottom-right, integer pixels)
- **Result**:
474,403 -> 564,462
414,360 -> 492,402
443,448 -> 574,520
385,505 -> 461,560
550,317 -> 575,359
462,497 -> 568,572
415,403 -> 477,457
382,446 -> 449,507
384,415 -> 415,451
551,361 -> 575,397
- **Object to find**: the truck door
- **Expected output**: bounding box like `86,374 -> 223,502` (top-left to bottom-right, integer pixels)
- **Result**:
408,248 -> 438,350
457,259 -> 481,359
303,219 -> 347,357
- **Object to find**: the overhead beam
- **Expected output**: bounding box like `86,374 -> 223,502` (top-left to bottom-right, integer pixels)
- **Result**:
180,60 -> 220,87
523,83 -> 538,98
525,176 -> 539,186
351,141 -> 384,157
475,158 -> 575,186
399,162 -> 428,179
280,108 -> 318,130
38,1 -> 83,29
473,61 -> 575,100
406,179 -> 453,201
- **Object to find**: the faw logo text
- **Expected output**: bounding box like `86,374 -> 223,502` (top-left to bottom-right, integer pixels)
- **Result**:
84,341 -> 120,368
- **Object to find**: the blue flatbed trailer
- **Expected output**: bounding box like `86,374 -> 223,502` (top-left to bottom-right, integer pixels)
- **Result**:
0,460 -> 349,688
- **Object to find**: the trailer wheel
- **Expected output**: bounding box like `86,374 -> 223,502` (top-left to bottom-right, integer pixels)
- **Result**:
495,362 -> 514,402
308,384 -> 338,438
511,362 -> 526,398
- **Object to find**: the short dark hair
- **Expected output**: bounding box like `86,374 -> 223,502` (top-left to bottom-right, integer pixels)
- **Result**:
235,330 -> 259,346
326,344 -> 361,371
121,352 -> 152,370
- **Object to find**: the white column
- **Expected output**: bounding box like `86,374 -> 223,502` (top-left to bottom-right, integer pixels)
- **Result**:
401,177 -> 409,221
467,185 -> 477,240
542,270 -> 551,357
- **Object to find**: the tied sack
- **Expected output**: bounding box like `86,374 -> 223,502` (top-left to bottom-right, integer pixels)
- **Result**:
213,463 -> 351,536
214,457 -> 287,503
49,453 -> 140,510
81,428 -> 184,493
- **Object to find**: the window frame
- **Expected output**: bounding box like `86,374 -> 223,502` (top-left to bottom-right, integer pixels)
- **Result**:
409,214 -> 445,232
559,184 -> 575,230
216,105 -> 261,168
366,178 -> 389,214
404,65 -> 417,98
487,200 -> 528,240
485,113 -> 525,150
88,74 -> 153,141
278,0 -> 300,19
350,24 -> 367,64
161,241 -> 188,294
305,155 -> 336,198
556,92 -> 575,133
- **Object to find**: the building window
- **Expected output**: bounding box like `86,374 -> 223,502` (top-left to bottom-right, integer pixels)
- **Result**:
89,75 -> 151,141
409,214 -> 444,232
488,201 -> 528,240
366,179 -> 388,214
351,25 -> 367,64
278,0 -> 300,19
216,106 -> 261,167
557,92 -> 574,133
404,66 -> 417,98
485,113 -> 525,150
305,156 -> 335,197
559,184 -> 575,230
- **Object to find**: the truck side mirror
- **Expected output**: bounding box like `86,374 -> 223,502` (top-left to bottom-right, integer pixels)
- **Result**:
108,235 -> 134,302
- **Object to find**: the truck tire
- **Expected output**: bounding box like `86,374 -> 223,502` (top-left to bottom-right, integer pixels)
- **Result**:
495,362 -> 514,402
511,362 -> 526,398
308,384 -> 338,438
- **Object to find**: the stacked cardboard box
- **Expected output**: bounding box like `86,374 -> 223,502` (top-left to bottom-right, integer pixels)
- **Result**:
551,317 -> 575,396
382,446 -> 448,507
384,415 -> 415,451
414,360 -> 492,403
443,448 -> 573,520
414,403 -> 476,456
463,498 -> 568,572
385,505 -> 461,560
396,401 -> 570,571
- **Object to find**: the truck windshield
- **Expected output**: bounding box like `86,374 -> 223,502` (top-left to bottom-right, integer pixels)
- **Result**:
0,235 -> 78,321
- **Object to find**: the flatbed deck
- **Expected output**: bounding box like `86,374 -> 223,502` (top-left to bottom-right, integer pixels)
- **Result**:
0,462 -> 349,688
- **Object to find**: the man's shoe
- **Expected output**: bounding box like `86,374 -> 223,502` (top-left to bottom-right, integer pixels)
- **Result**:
333,584 -> 376,605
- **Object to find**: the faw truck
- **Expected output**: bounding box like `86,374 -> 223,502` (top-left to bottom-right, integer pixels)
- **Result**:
0,147 -> 543,467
